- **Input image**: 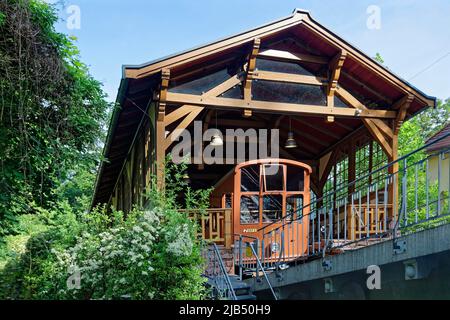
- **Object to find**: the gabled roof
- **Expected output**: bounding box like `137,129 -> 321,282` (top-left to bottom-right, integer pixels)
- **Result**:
92,9 -> 437,208
425,123 -> 450,153
122,8 -> 435,107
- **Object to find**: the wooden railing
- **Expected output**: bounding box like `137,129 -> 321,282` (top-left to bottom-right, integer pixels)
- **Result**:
181,208 -> 233,249
348,204 -> 392,240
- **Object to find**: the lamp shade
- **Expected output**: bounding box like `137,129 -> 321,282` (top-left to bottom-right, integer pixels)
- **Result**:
285,131 -> 297,149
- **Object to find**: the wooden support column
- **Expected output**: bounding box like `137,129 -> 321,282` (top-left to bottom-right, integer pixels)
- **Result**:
224,208 -> 232,249
327,50 -> 347,123
394,94 -> 414,135
155,69 -> 170,188
388,128 -> 399,226
389,95 -> 413,225
243,38 -> 261,118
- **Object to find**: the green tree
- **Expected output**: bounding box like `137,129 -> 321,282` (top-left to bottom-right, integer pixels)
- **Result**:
0,0 -> 110,236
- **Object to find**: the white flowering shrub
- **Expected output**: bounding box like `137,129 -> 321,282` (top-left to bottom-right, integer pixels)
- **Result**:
1,161 -> 208,300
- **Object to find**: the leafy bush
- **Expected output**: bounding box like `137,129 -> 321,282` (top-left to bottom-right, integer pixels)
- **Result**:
0,162 -> 209,300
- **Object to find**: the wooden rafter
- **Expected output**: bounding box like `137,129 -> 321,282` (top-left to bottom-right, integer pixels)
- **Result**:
217,119 -> 267,128
277,116 -> 329,148
341,71 -> 393,105
394,94 -> 414,134
293,117 -> 342,140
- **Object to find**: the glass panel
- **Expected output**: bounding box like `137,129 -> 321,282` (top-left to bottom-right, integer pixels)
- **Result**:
240,195 -> 260,224
355,142 -> 371,193
256,58 -> 314,76
241,165 -> 260,192
287,195 -> 304,222
169,69 -> 230,95
224,194 -> 232,209
371,141 -> 388,185
335,95 -> 349,108
336,156 -> 349,200
262,195 -> 283,223
287,166 -> 304,191
220,85 -> 243,99
252,80 -> 327,106
263,164 -> 284,191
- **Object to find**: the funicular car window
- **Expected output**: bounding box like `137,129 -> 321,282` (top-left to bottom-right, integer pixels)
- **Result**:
263,164 -> 284,191
240,195 -> 260,224
241,165 -> 260,192
262,195 -> 283,223
287,166 -> 304,191
287,195 -> 304,222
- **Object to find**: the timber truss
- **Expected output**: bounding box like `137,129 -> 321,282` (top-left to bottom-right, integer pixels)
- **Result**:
155,38 -> 415,165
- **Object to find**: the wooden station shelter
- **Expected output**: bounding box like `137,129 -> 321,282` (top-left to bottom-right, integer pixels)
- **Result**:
91,9 -> 435,249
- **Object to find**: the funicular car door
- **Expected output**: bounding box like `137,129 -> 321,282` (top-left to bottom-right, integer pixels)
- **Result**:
233,159 -> 311,264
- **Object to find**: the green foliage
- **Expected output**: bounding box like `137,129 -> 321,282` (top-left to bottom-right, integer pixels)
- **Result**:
0,0 -> 110,236
0,163 -> 208,300
399,98 -> 449,163
0,11 -> 5,26
373,52 -> 385,64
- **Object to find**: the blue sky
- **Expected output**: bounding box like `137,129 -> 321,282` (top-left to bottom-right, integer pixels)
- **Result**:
49,0 -> 450,102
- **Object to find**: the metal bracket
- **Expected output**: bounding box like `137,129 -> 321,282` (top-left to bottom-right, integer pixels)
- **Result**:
322,259 -> 333,271
393,239 -> 406,255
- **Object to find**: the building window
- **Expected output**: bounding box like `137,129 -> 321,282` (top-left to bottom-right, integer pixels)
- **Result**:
324,155 -> 349,204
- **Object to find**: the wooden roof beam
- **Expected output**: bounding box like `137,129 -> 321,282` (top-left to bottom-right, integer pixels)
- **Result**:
165,92 -> 397,119
253,70 -> 327,86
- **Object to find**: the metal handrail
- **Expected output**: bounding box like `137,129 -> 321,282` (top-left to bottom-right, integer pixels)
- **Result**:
255,140 -> 449,266
210,243 -> 237,300
249,242 -> 278,300
234,234 -> 279,299
259,131 -> 450,233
